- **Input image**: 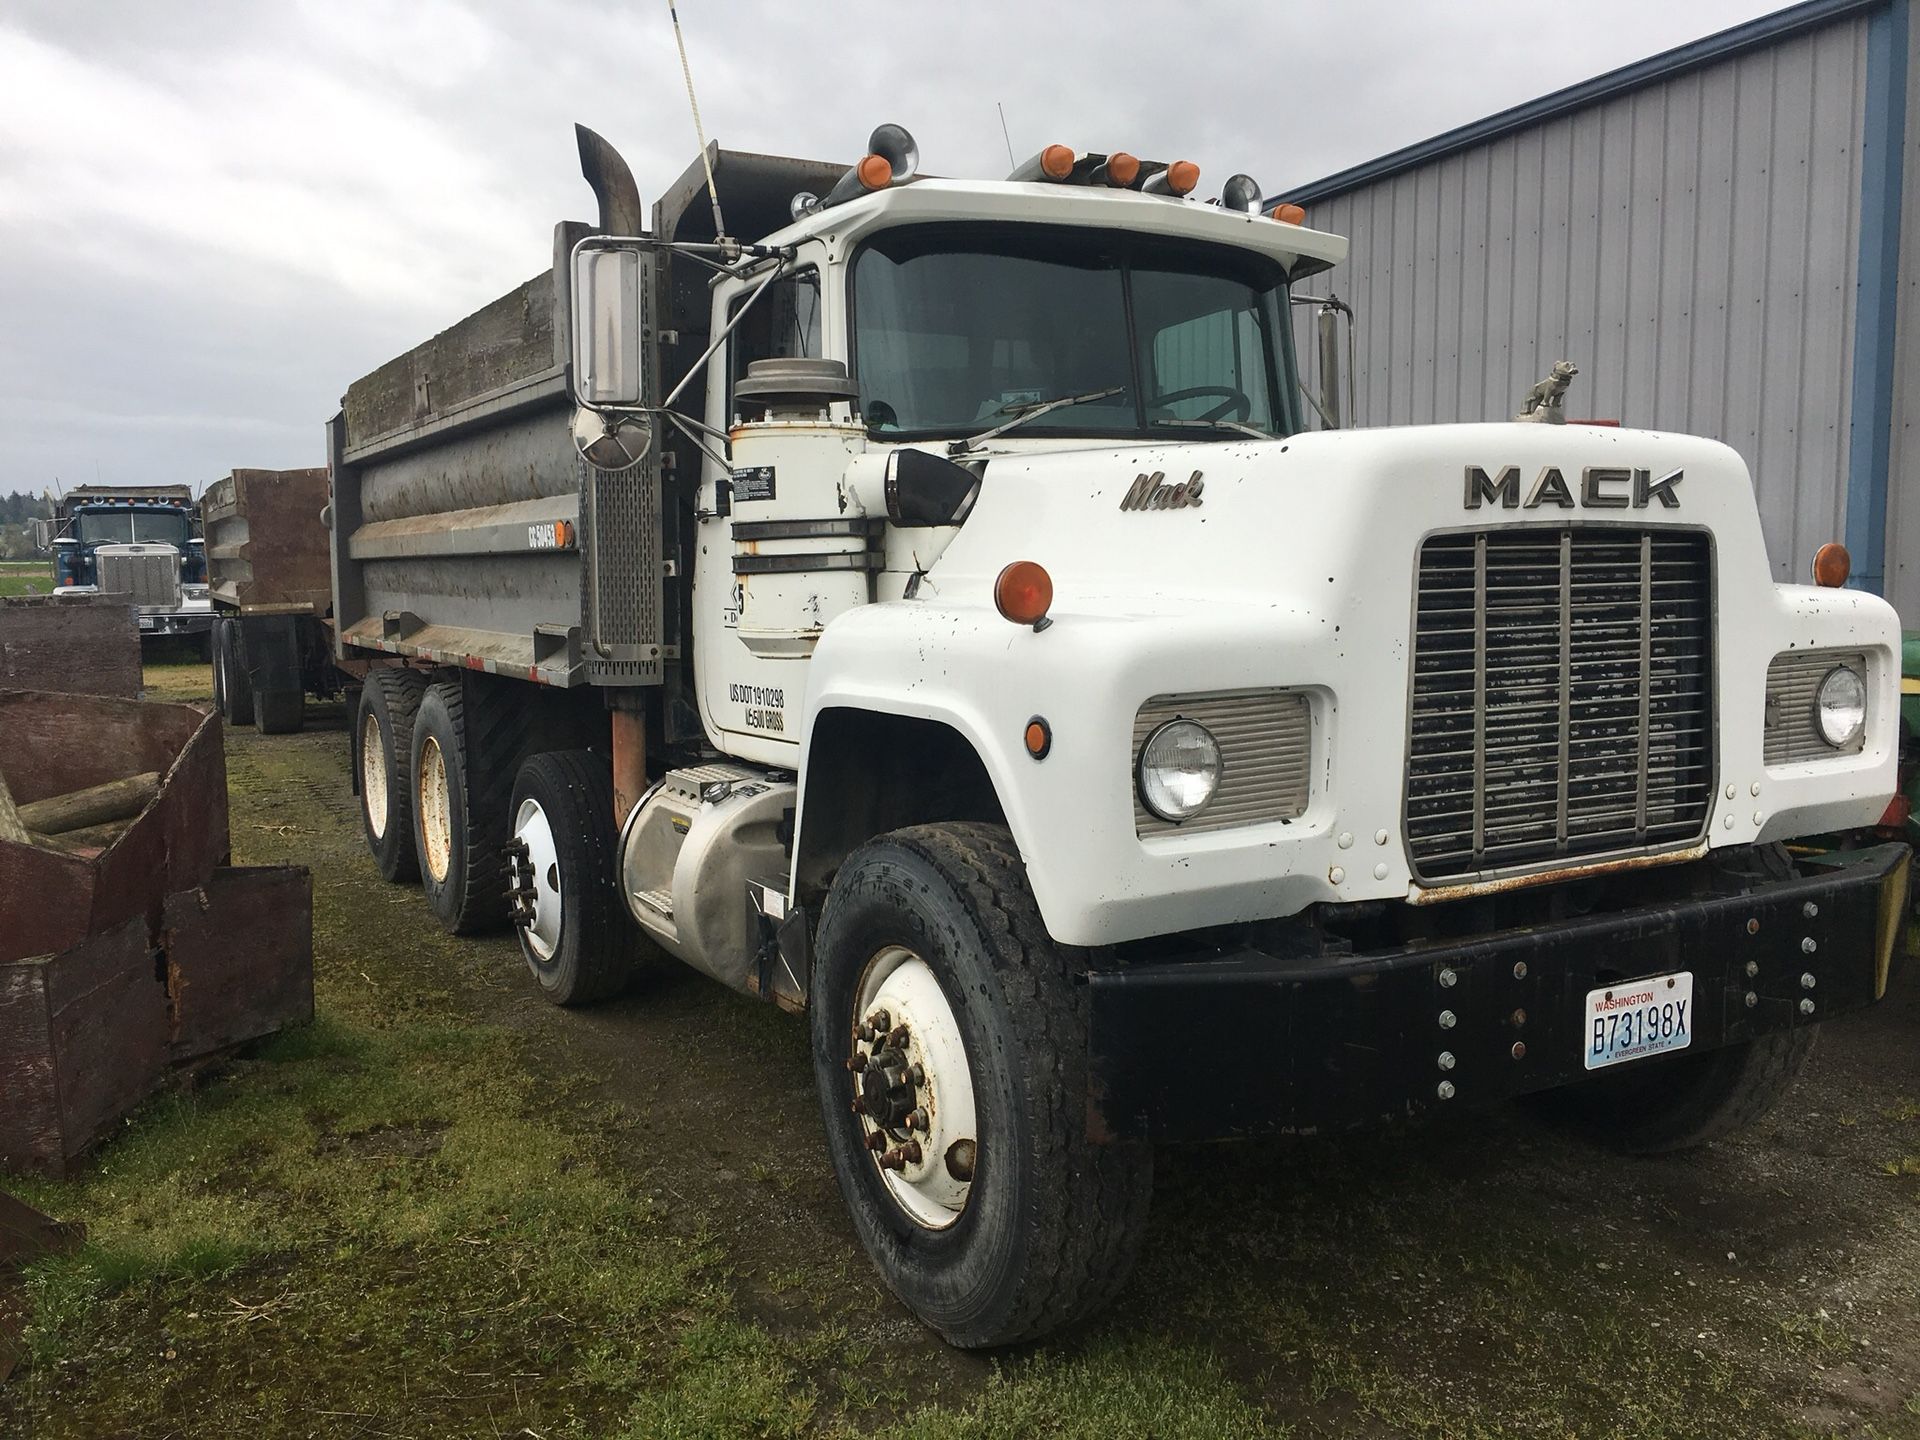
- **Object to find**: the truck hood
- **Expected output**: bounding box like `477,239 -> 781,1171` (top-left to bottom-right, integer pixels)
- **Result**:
927,422 -> 1776,611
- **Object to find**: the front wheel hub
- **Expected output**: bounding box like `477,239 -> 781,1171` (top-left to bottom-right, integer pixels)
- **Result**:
849,947 -> 978,1230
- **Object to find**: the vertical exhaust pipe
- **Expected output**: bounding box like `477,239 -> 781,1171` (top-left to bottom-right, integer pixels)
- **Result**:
575,124 -> 645,234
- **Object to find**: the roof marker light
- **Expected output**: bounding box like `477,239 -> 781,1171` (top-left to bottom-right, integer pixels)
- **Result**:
1099,151 -> 1141,187
1812,542 -> 1851,588
1142,160 -> 1200,197
1269,202 -> 1306,225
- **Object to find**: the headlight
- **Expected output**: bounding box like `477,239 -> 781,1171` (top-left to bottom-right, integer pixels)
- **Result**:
1137,719 -> 1222,822
1815,665 -> 1866,748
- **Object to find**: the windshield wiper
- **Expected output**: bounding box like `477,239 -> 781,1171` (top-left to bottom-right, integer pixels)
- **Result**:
1150,417 -> 1271,440
948,385 -> 1128,456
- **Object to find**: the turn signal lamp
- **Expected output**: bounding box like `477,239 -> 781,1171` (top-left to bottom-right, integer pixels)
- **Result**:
1104,151 -> 1141,187
1040,144 -> 1074,180
857,153 -> 893,191
994,560 -> 1054,629
1270,202 -> 1306,225
1811,542 -> 1851,588
1165,160 -> 1199,196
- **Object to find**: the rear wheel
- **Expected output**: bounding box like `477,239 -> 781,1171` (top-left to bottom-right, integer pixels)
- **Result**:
1535,1027 -> 1818,1153
810,821 -> 1154,1347
410,676 -> 526,934
354,669 -> 426,882
507,751 -> 645,1005
214,619 -> 254,728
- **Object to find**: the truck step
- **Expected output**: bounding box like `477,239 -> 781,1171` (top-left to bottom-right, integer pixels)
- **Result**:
634,887 -> 674,919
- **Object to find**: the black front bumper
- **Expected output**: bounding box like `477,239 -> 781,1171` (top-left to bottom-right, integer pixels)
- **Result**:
1086,844 -> 1911,1143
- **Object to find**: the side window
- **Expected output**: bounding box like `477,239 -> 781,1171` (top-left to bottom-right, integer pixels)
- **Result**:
1148,305 -> 1275,429
727,269 -> 821,416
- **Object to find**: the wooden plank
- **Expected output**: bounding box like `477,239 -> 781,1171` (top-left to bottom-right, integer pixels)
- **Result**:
163,867 -> 314,1062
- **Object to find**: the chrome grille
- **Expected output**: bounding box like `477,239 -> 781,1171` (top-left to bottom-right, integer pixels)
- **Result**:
1406,528 -> 1714,883
1764,650 -> 1866,764
95,545 -> 181,609
1133,689 -> 1311,836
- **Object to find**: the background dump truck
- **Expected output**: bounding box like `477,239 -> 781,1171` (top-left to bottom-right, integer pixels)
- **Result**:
329,121 -> 1910,1348
202,468 -> 357,734
35,484 -> 211,642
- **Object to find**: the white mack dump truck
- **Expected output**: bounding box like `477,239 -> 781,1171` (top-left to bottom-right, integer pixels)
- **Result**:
329,123 -> 1911,1347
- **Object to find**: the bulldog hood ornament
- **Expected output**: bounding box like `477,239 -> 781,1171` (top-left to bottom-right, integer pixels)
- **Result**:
1515,360 -> 1578,423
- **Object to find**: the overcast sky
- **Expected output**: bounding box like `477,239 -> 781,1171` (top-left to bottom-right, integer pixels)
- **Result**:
0,0 -> 1784,497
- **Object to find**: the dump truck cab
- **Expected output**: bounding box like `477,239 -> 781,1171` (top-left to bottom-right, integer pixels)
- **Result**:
46,485 -> 211,639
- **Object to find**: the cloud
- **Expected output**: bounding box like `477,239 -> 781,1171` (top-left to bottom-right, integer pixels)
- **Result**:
0,0 -> 1781,493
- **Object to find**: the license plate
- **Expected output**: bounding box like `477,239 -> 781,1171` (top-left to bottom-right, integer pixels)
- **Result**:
1583,971 -> 1694,1071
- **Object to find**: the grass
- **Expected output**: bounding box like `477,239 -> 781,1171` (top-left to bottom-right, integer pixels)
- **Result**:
5,656 -> 1920,1438
0,559 -> 48,597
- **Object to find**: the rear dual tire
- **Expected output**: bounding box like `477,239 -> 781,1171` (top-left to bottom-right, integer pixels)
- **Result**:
212,618 -> 254,728
411,677 -> 528,934
355,669 -> 427,883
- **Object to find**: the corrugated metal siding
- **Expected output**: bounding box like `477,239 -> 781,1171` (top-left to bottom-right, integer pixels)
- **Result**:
1293,17 -> 1872,586
1886,5 -> 1920,624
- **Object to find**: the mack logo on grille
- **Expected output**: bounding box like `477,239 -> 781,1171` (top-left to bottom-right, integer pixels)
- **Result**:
1465,465 -> 1682,510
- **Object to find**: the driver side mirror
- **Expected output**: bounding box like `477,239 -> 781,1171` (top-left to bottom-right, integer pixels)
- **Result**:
28,517 -> 52,553
570,244 -> 647,409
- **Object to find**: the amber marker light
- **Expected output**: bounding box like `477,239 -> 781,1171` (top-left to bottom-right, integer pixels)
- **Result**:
1105,151 -> 1141,187
1811,542 -> 1851,588
1040,144 -> 1075,180
1165,160 -> 1200,195
995,560 -> 1054,630
1270,202 -> 1306,225
857,153 -> 893,190
1024,717 -> 1052,760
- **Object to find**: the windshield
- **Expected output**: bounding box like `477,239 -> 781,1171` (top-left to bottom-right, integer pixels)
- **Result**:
75,508 -> 190,547
852,224 -> 1297,441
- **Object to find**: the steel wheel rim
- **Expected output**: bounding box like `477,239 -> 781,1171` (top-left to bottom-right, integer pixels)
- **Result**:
418,736 -> 453,882
851,946 -> 978,1231
512,796 -> 563,962
360,713 -> 388,839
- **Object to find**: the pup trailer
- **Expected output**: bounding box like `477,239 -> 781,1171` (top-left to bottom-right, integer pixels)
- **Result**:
328,122 -> 1910,1347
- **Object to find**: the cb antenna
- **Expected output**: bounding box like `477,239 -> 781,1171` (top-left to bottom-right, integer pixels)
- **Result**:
667,0 -> 728,246
997,102 -> 1016,170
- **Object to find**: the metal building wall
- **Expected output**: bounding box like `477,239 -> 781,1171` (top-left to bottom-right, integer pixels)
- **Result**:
1885,5 -> 1920,620
1289,14 -> 1873,588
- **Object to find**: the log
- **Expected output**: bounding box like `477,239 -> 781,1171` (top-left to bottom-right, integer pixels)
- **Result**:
0,772 -> 26,847
16,773 -> 160,836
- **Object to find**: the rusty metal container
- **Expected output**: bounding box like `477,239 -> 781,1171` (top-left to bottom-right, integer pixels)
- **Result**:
0,691 -> 312,1177
0,595 -> 142,700
201,468 -> 333,616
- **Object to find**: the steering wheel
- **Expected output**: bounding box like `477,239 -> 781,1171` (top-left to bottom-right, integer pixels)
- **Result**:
1145,385 -> 1253,422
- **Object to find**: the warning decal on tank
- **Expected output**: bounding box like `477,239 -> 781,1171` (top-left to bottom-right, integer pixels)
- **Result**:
731,466 -> 776,503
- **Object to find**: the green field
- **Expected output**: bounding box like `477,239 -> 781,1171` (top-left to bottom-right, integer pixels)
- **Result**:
0,559 -> 48,597
4,659 -> 1920,1438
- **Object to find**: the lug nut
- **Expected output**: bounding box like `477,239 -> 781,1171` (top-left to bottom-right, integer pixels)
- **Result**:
1745,991 -> 1758,1008
1437,1080 -> 1456,1100
1511,1008 -> 1527,1027
1438,1010 -> 1457,1030
867,1009 -> 890,1032
1745,960 -> 1759,978
1513,961 -> 1528,980
865,1131 -> 888,1151
845,1053 -> 867,1073
1802,937 -> 1817,954
909,1064 -> 926,1086
1801,973 -> 1816,990
1800,998 -> 1816,1016
887,1025 -> 910,1049
850,1097 -> 866,1114
1511,1041 -> 1527,1060
906,1108 -> 929,1131
902,1140 -> 923,1164
1437,1051 -> 1456,1072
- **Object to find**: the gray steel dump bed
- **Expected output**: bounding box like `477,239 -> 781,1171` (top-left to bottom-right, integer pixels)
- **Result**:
327,138 -> 841,692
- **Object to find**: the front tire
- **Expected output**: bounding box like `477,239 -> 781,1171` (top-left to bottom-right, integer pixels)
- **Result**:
1535,1027 -> 1818,1154
507,751 -> 645,1005
810,821 -> 1153,1348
